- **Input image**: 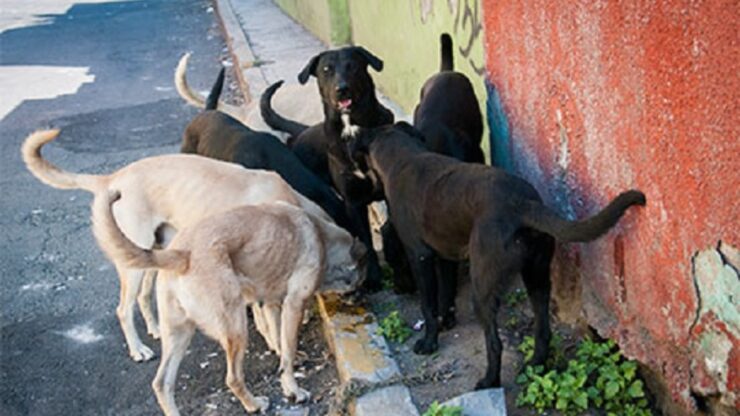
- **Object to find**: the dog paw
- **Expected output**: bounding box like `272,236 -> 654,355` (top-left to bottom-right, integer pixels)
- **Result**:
130,344 -> 155,362
413,338 -> 438,355
290,387 -> 311,403
474,376 -> 500,390
148,325 -> 161,340
246,396 -> 270,413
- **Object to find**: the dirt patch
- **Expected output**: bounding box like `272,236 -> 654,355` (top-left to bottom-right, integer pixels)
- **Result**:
368,272 -> 583,415
173,301 -> 339,416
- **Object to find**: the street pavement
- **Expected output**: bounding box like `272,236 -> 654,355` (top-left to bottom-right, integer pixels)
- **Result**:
0,1 -> 235,414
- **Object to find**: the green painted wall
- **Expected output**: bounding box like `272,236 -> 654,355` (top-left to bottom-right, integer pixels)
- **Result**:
348,0 -> 489,159
274,0 -> 351,46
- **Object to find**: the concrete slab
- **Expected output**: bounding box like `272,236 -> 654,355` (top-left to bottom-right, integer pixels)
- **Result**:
353,384 -> 419,416
440,388 -> 507,416
317,294 -> 401,385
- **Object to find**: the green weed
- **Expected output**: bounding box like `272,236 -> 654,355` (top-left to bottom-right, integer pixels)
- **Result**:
376,311 -> 412,343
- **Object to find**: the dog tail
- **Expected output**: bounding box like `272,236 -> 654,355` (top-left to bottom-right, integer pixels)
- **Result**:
440,33 -> 453,71
205,67 -> 225,110
21,129 -> 105,192
175,52 -> 207,108
260,80 -> 310,137
92,191 -> 190,273
520,190 -> 646,242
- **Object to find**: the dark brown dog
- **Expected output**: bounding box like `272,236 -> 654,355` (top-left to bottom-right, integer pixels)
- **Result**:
350,123 -> 646,389
261,47 -> 395,291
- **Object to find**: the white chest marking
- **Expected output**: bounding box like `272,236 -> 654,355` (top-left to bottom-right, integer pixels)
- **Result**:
341,114 -> 360,139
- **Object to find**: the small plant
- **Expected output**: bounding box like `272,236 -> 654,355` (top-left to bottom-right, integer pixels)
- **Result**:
376,311 -> 412,343
516,337 -> 651,415
517,333 -> 564,367
505,288 -> 528,307
381,264 -> 395,290
422,401 -> 463,416
505,314 -> 519,329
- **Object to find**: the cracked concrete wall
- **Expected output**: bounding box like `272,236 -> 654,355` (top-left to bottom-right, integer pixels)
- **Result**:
481,0 -> 739,413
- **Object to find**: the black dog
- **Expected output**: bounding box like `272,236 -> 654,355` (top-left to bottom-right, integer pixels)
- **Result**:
261,47 -> 395,291
414,33 -> 484,163
380,34 -> 488,294
350,122 -> 646,389
180,68 -> 355,234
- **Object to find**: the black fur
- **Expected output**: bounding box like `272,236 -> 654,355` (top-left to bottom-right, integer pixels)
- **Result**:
413,34 -> 484,164
350,122 -> 646,389
204,67 -> 225,111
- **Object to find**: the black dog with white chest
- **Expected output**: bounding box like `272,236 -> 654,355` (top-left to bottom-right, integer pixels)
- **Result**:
350,122 -> 646,389
261,46 -> 395,290
180,68 -> 355,233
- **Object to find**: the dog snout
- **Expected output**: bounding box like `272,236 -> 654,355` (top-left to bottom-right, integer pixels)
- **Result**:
335,82 -> 350,97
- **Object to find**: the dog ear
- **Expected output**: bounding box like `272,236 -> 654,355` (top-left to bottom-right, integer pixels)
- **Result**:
353,47 -> 383,72
298,53 -> 322,84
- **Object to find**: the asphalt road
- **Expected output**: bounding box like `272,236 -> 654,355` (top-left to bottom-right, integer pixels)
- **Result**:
0,1 -> 238,414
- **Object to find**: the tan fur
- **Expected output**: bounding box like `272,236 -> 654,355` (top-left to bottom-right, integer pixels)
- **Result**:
21,129 -> 335,362
96,192 -> 363,415
175,53 -> 323,142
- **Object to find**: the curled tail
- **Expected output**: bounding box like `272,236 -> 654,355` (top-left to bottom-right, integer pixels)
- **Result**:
205,67 -> 225,110
92,191 -> 189,273
260,80 -> 310,137
175,52 -> 206,108
521,190 -> 646,242
21,129 -> 104,192
440,33 -> 453,71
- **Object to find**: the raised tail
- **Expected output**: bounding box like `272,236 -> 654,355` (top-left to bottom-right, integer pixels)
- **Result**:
21,129 -> 104,192
260,80 -> 310,137
205,67 -> 225,110
174,52 -> 206,108
92,191 -> 189,273
520,190 -> 646,242
440,33 -> 453,71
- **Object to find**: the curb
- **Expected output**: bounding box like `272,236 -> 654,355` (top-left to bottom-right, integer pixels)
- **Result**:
212,1 -> 418,414
213,0 -> 265,102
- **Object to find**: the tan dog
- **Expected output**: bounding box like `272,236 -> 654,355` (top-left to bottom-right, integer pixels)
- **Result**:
93,192 -> 365,415
21,129 -> 338,362
175,53 -> 322,142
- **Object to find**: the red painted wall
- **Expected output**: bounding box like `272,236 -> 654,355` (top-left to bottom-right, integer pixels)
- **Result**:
481,0 -> 739,411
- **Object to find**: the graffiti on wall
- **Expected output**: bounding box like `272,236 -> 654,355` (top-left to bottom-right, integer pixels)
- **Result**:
417,0 -> 485,75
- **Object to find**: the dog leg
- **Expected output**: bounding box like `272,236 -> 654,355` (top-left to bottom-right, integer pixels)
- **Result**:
114,262 -> 155,361
436,258 -> 458,330
138,269 -> 159,339
222,313 -> 270,414
152,320 -> 195,416
251,304 -> 271,352
353,202 -> 383,291
279,294 -> 310,403
474,292 -> 503,389
521,235 -> 555,368
262,303 -> 282,355
408,249 -> 440,354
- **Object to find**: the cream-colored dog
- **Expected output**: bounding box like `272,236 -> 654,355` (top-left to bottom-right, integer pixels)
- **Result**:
175,53 -> 323,142
93,191 -> 365,415
21,129 -> 340,362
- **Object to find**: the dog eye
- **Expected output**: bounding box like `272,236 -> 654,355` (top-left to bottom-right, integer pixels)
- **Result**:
322,65 -> 333,74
